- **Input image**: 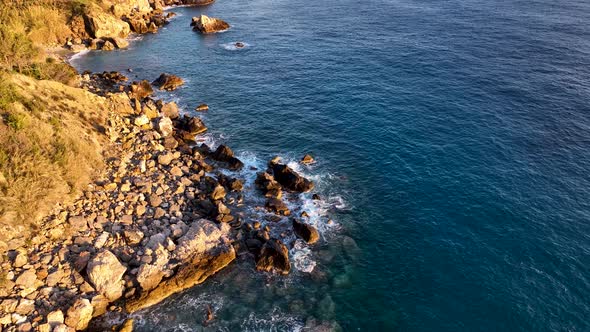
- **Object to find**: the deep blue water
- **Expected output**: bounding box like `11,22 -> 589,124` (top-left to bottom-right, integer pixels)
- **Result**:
73,0 -> 590,330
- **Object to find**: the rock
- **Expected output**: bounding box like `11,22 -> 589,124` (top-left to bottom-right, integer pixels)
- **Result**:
161,102 -> 179,119
157,152 -> 174,166
69,216 -> 88,231
191,15 -> 230,34
87,250 -> 127,302
65,298 -> 93,331
84,11 -> 131,39
255,239 -> 290,275
134,114 -> 150,127
149,194 -> 163,207
265,198 -> 290,216
255,172 -> 282,198
90,295 -> 109,318
185,116 -> 207,134
301,154 -> 315,165
292,219 -> 320,244
235,42 -> 245,48
152,73 -> 184,91
130,80 -> 154,99
102,37 -> 129,49
124,230 -> 144,246
15,269 -> 37,288
102,40 -> 115,51
125,220 -> 235,313
13,252 -> 27,268
53,324 -> 76,332
210,145 -> 243,170
119,318 -> 134,332
271,163 -> 314,192
210,184 -> 226,201
15,299 -> 34,315
137,245 -> 169,292
195,104 -> 209,112
46,310 -> 65,326
157,116 -> 174,137
69,43 -> 87,52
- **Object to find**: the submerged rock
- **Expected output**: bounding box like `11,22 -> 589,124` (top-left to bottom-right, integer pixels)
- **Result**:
301,154 -> 315,165
195,103 -> 209,112
191,15 -> 230,34
152,73 -> 184,91
255,239 -> 290,275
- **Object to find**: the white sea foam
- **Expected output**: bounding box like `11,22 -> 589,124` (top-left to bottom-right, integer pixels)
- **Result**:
292,240 -> 316,273
67,49 -> 91,64
240,309 -> 304,332
221,42 -> 251,51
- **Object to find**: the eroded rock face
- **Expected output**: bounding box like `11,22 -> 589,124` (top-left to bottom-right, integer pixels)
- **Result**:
130,80 -> 154,100
87,250 -> 127,302
255,239 -> 290,275
84,11 -> 131,39
126,220 -> 235,313
152,73 -> 184,91
293,219 -> 320,244
191,15 -> 229,33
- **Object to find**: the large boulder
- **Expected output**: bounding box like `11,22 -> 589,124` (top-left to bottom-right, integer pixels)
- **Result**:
191,15 -> 229,34
152,73 -> 184,91
111,0 -> 152,17
293,219 -> 320,244
87,250 -> 127,302
126,220 -> 236,313
84,11 -> 131,39
271,162 -> 314,192
256,239 -> 290,275
136,244 -> 169,292
156,116 -> 174,137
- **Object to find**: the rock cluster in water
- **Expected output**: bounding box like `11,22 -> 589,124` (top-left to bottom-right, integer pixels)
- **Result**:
0,69 -> 323,331
191,15 -> 230,33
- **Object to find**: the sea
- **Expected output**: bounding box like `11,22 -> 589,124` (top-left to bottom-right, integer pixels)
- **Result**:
71,0 -> 590,330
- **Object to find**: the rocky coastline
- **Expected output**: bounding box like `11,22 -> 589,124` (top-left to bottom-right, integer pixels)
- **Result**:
0,2 -> 327,331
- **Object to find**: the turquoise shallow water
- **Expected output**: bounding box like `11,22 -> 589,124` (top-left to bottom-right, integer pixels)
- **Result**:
73,0 -> 590,330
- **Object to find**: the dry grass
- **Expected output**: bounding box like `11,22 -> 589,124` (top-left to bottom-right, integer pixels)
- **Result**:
0,73 -> 109,241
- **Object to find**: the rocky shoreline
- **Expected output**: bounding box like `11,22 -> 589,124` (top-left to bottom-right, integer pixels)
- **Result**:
0,3 -> 327,331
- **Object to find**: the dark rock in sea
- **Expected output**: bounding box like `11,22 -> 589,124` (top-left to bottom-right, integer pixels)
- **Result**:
152,73 -> 184,91
235,42 -> 245,48
265,197 -> 291,216
255,172 -> 282,198
271,162 -> 314,192
191,15 -> 230,34
217,173 -> 244,192
312,193 -> 321,200
210,145 -> 244,170
245,238 -> 263,255
195,103 -> 209,112
293,219 -> 320,244
301,154 -> 315,165
255,239 -> 291,275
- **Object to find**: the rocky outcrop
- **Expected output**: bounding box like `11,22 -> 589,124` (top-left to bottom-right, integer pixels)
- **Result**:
152,73 -> 184,91
126,220 -> 235,312
87,250 -> 127,302
191,15 -> 230,34
255,239 -> 291,275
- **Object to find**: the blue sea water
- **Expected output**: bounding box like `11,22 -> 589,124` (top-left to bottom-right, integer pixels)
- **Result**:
72,0 -> 590,330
